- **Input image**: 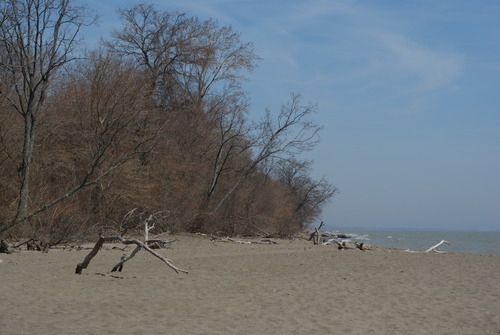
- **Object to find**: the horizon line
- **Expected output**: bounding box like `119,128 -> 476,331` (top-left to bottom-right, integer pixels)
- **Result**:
325,226 -> 500,233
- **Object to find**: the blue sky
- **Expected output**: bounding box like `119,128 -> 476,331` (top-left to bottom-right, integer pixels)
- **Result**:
82,0 -> 499,231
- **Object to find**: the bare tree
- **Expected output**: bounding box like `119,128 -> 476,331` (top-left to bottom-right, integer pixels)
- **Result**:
107,3 -> 200,101
214,93 -> 322,212
274,158 -> 336,226
0,0 -> 95,231
108,5 -> 262,229
0,47 -> 157,234
176,20 -> 259,104
0,2 -> 335,240
203,100 -> 250,199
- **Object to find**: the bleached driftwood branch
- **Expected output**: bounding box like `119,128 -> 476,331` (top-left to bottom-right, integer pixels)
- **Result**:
321,239 -> 365,251
210,237 -> 278,244
75,235 -> 187,275
144,214 -> 154,242
309,221 -> 325,245
112,245 -> 142,272
426,240 -> 450,253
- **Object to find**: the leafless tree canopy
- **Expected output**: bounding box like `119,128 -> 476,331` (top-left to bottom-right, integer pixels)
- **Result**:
0,1 -> 336,243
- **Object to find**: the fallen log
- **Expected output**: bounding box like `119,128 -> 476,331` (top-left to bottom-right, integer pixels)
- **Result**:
145,239 -> 177,249
425,240 -> 450,253
260,239 -> 278,245
211,237 -> 278,245
75,235 -> 187,275
211,236 -> 235,243
322,240 -> 348,249
0,239 -> 15,254
12,238 -> 42,251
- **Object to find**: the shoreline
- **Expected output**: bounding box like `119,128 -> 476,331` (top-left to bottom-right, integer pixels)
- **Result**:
319,229 -> 500,256
1,234 -> 499,334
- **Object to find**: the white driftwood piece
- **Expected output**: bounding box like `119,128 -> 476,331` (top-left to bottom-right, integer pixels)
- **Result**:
426,240 -> 450,253
310,221 -> 325,245
144,214 -> 154,242
210,237 -> 277,245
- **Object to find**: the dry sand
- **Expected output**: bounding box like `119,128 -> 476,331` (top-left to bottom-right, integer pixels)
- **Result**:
0,234 -> 499,335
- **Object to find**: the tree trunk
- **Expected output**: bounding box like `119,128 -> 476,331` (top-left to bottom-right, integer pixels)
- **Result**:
17,113 -> 36,219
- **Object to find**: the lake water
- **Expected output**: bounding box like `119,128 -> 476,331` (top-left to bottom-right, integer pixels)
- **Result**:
325,230 -> 500,255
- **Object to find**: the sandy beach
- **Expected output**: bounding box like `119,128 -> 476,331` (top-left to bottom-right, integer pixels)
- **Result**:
1,234 -> 499,335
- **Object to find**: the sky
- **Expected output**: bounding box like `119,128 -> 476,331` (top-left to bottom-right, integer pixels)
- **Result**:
81,0 -> 499,231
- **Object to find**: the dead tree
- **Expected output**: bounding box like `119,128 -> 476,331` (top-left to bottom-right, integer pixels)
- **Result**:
75,235 -> 187,275
119,209 -> 177,249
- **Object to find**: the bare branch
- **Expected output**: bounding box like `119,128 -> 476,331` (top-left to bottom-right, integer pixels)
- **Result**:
75,235 -> 187,275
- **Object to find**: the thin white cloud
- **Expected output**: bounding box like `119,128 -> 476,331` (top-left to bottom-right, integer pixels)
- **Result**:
289,0 -> 358,21
369,31 -> 464,92
274,0 -> 465,95
169,0 -> 235,24
157,0 -> 466,115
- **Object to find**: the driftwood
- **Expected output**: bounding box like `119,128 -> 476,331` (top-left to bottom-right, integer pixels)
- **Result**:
0,239 -> 15,254
355,242 -> 365,250
145,238 -> 177,249
14,239 -> 37,250
75,235 -> 187,275
309,221 -> 325,245
143,214 -> 155,241
112,245 -> 142,272
426,240 -> 450,253
211,237 -> 278,245
260,239 -> 278,245
321,239 -> 348,249
135,212 -> 178,249
211,236 -> 235,243
336,241 -> 350,250
1,238 -> 58,253
322,239 -> 365,251
13,238 -> 46,251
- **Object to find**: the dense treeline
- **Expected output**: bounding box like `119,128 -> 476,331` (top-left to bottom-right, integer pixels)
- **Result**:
0,1 -> 335,245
